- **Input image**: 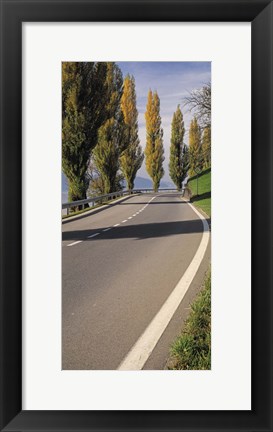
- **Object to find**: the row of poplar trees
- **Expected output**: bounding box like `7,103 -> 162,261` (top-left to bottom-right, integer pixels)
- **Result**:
169,106 -> 211,191
62,62 -> 211,201
62,62 -> 144,202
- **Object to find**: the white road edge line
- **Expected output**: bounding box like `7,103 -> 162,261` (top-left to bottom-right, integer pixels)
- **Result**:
87,232 -> 100,238
117,201 -> 210,371
67,240 -> 82,247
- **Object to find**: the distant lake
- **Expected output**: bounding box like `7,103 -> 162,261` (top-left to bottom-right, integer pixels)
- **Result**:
62,172 -> 175,204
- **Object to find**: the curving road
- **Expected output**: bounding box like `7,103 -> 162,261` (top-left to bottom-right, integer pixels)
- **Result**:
62,193 -> 210,370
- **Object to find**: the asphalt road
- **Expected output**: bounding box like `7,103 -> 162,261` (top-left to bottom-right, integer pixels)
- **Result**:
62,193 -> 210,370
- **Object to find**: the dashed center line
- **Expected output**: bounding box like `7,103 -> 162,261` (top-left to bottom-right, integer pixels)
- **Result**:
87,232 -> 100,238
66,195 -> 157,246
67,240 -> 82,247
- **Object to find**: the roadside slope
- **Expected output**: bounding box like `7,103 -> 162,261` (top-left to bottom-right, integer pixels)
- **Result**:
187,168 -> 211,217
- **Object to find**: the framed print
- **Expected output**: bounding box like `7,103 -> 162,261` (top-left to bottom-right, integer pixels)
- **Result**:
0,0 -> 272,431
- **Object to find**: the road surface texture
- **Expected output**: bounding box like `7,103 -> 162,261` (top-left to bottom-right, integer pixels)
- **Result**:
62,193 -> 210,370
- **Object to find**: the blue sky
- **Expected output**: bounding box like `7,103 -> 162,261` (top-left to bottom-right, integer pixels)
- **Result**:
117,62 -> 211,184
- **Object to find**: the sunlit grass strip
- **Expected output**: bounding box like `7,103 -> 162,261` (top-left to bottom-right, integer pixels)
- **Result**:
170,271 -> 211,370
187,168 -> 211,218
191,198 -> 211,218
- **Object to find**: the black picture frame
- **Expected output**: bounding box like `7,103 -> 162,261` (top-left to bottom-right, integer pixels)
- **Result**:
0,0 -> 272,431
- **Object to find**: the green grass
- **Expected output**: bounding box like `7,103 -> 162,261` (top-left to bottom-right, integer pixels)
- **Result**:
187,168 -> 211,217
62,205 -> 98,219
169,271 -> 211,370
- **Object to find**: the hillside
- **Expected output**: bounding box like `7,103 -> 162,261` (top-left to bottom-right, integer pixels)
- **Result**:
187,168 -> 211,217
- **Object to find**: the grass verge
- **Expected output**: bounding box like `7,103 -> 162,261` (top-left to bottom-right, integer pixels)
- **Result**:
169,270 -> 211,370
187,168 -> 211,217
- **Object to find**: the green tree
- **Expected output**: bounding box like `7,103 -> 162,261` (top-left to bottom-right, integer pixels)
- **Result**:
189,117 -> 202,177
145,90 -> 164,192
93,63 -> 125,194
92,118 -> 123,194
62,62 -> 108,203
202,125 -> 211,168
120,75 -> 144,190
169,105 -> 189,190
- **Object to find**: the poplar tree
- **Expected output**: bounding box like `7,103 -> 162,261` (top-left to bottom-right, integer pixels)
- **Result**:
189,117 -> 202,177
92,118 -> 122,194
120,75 -> 144,190
202,125 -> 211,168
93,62 -> 125,194
144,90 -> 164,192
169,105 -> 189,190
62,62 -> 108,202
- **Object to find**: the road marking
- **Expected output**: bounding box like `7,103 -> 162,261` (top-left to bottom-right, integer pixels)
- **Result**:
67,240 -> 82,247
87,232 -> 100,238
66,196 -> 157,247
117,202 -> 210,371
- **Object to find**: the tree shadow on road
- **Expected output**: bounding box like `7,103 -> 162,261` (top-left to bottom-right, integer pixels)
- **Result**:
62,219 -> 207,242
118,201 -> 188,205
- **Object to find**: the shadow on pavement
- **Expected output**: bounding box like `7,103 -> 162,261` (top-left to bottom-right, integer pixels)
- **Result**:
62,219 -> 206,242
118,201 -> 188,205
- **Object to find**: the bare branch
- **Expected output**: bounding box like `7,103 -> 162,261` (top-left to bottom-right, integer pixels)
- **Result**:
183,82 -> 211,129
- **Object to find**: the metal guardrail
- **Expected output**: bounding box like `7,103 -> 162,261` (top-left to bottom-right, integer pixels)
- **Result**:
62,188 -> 184,216
62,190 -> 133,215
